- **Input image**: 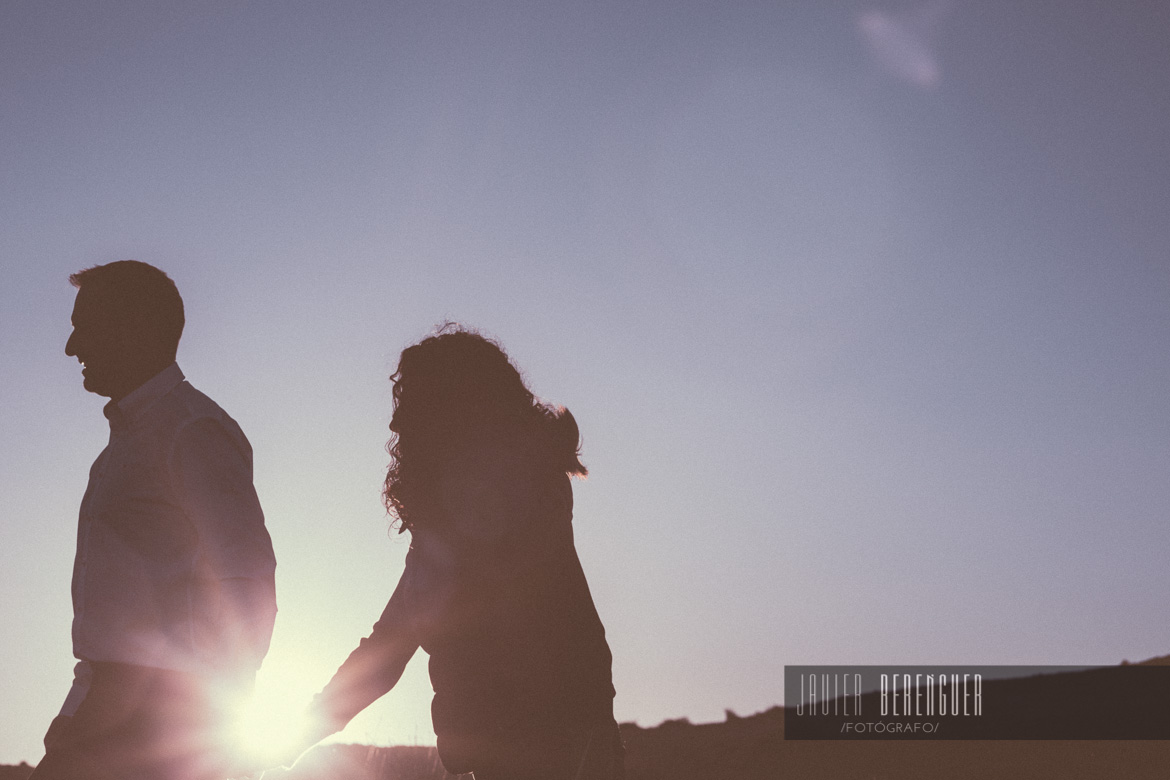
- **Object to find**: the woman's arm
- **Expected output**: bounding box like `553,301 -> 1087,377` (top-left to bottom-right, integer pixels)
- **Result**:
307,556 -> 422,736
254,556 -> 423,774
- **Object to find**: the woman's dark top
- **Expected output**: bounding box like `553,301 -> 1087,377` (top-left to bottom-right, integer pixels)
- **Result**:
311,439 -> 616,775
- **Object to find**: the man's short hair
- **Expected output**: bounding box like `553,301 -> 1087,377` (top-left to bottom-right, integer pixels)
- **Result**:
70,261 -> 185,360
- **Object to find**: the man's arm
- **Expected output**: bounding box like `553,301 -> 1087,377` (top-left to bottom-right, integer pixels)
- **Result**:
170,416 -> 277,676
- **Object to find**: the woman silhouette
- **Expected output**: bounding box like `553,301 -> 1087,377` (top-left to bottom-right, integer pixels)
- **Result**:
299,327 -> 622,780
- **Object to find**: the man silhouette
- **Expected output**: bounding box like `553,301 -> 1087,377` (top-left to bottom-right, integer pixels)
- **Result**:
31,261 -> 277,780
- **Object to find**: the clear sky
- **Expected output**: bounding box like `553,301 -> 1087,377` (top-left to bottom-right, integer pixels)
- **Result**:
2,0 -> 1169,766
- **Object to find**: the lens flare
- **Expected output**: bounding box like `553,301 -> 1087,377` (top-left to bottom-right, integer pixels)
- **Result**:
226,653 -> 325,772
856,0 -> 953,89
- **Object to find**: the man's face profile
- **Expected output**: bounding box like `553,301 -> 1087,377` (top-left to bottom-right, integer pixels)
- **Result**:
65,286 -> 131,398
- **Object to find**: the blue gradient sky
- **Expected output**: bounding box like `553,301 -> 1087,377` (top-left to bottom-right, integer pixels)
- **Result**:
3,0 -> 1169,765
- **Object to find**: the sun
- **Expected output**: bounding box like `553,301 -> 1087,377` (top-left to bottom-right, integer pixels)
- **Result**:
224,651 -> 330,772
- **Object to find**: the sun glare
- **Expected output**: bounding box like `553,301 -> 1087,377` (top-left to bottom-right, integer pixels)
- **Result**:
228,653 -> 325,770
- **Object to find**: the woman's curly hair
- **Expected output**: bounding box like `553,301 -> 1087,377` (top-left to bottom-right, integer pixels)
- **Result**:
384,325 -> 586,532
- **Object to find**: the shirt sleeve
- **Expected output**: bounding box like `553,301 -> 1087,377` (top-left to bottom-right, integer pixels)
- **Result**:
170,416 -> 276,582
310,556 -> 421,734
170,416 -> 278,670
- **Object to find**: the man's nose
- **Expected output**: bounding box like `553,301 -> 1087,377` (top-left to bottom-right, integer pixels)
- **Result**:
65,331 -> 78,357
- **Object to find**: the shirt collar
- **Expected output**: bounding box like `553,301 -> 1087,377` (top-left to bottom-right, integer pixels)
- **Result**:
103,363 -> 185,430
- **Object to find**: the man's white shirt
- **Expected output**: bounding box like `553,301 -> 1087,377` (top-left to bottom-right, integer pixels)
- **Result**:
62,363 -> 276,715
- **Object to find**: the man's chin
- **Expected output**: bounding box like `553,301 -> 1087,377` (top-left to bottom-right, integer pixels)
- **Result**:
81,373 -> 113,398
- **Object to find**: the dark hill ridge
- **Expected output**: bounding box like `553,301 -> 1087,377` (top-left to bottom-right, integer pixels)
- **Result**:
5,656 -> 1170,779
0,764 -> 32,780
620,706 -> 1169,779
7,713 -> 1169,780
